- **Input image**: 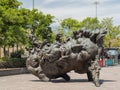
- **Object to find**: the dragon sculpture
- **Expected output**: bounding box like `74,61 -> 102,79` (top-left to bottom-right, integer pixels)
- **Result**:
26,28 -> 107,87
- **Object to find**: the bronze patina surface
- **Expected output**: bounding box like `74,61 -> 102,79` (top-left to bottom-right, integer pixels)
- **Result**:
26,28 -> 107,87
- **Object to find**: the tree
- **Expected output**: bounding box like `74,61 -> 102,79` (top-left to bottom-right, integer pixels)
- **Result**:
0,0 -> 54,56
101,17 -> 120,47
60,18 -> 80,36
31,10 -> 54,42
79,17 -> 101,30
0,0 -> 27,56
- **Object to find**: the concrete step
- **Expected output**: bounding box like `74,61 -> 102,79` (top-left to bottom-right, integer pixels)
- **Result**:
0,68 -> 29,76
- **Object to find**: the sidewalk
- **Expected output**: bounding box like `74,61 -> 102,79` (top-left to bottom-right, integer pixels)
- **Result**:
0,65 -> 120,90
0,68 -> 29,76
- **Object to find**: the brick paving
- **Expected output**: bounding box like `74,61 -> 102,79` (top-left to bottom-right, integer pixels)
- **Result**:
0,65 -> 120,90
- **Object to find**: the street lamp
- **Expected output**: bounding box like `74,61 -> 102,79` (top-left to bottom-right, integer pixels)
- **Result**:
33,0 -> 34,9
94,0 -> 99,18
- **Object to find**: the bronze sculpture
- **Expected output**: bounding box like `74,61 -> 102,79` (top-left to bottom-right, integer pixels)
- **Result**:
26,28 -> 107,87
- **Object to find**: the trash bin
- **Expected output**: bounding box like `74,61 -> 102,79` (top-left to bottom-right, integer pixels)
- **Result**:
99,59 -> 105,67
106,59 -> 113,66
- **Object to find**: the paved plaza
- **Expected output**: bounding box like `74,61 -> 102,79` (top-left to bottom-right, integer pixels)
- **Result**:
0,66 -> 120,90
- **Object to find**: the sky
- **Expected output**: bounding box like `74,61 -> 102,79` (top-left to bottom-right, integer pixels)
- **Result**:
18,0 -> 120,26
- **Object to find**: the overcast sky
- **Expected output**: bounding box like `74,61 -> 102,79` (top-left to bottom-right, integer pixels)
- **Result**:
18,0 -> 120,26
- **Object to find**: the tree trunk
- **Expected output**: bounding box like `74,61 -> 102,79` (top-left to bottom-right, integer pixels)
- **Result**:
109,41 -> 111,48
17,44 -> 18,51
3,46 -> 7,57
8,47 -> 10,57
12,46 -> 14,53
0,47 -> 1,58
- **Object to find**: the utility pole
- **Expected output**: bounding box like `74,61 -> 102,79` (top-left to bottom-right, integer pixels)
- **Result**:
32,0 -> 35,34
93,0 -> 99,29
33,0 -> 34,9
94,0 -> 99,18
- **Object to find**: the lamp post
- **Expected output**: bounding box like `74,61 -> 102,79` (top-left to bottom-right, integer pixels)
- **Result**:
94,0 -> 99,18
33,0 -> 34,9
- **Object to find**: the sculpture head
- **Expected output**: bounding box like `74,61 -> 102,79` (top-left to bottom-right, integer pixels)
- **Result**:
56,33 -> 62,43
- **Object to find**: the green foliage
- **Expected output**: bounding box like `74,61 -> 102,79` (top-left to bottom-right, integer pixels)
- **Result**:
0,0 -> 54,49
10,49 -> 24,58
60,17 -> 101,36
79,17 -> 101,30
102,18 -> 120,47
61,18 -> 80,30
0,58 -> 2,62
0,0 -> 22,9
0,0 -> 55,68
31,9 -> 54,42
0,57 -> 26,68
0,49 -> 25,68
60,17 -> 120,48
60,18 -> 80,36
0,0 -> 29,47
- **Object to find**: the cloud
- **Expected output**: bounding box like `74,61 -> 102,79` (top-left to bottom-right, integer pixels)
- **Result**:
39,6 -> 95,20
42,0 -> 59,4
34,0 -> 90,8
18,0 -> 120,25
87,0 -> 109,3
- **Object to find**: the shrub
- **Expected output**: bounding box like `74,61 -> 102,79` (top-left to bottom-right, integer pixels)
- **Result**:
0,57 -> 26,68
10,49 -> 24,58
0,49 -> 26,68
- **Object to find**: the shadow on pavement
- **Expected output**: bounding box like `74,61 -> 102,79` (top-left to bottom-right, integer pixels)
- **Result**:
30,79 -> 116,84
99,79 -> 116,85
30,80 -> 46,82
51,79 -> 88,83
30,79 -> 91,83
30,79 -> 88,83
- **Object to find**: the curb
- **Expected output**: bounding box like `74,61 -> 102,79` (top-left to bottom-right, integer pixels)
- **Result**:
0,68 -> 29,76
